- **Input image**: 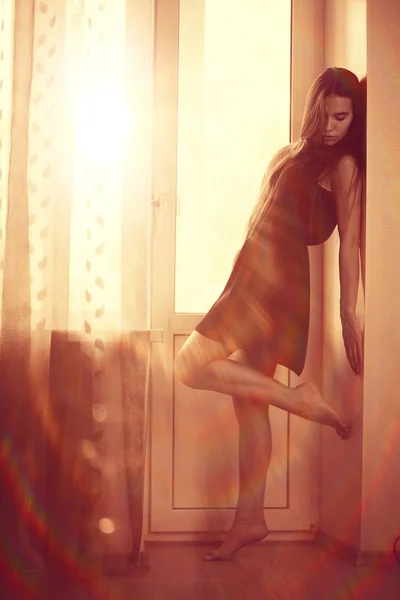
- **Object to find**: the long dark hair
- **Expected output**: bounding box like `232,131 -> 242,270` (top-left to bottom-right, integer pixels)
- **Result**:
247,67 -> 366,237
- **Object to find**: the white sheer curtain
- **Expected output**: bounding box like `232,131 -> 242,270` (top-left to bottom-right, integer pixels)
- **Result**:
0,0 -> 153,582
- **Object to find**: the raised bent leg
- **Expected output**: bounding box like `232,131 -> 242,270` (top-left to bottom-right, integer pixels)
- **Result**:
174,331 -> 351,438
204,348 -> 276,561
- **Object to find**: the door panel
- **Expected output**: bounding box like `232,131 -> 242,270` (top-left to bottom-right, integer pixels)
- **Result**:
150,0 -> 323,537
150,331 -> 317,534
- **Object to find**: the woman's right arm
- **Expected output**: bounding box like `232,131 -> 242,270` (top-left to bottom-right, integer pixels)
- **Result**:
332,155 -> 364,375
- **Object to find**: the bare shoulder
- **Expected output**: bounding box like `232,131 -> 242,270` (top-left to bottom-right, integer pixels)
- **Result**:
332,155 -> 359,188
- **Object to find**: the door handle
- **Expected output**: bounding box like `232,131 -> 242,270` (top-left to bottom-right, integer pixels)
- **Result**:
151,193 -> 180,216
150,329 -> 164,343
151,193 -> 168,209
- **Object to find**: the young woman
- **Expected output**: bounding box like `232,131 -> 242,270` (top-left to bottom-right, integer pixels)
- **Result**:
174,67 -> 365,560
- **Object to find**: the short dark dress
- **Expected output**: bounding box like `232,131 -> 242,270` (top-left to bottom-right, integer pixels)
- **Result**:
195,182 -> 337,376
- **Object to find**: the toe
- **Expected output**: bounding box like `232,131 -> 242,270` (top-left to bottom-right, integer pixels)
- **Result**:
338,421 -> 352,439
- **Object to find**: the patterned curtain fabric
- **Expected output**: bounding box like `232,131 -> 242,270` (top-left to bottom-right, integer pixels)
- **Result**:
0,0 -> 152,591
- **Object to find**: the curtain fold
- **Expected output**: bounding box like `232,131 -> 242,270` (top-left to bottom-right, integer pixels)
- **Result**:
121,332 -> 150,562
0,0 -> 42,581
0,0 -> 152,590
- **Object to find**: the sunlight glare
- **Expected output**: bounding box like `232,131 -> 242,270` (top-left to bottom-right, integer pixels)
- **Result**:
76,83 -> 132,165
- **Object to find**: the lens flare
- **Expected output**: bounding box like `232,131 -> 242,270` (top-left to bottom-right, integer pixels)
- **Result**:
99,518 -> 116,535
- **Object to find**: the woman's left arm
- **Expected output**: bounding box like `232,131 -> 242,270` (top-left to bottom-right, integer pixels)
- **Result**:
333,155 -> 363,374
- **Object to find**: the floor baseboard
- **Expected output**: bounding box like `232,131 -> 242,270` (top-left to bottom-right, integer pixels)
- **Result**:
143,530 -> 316,544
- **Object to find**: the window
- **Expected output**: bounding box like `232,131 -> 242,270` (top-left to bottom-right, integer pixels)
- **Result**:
174,0 -> 292,313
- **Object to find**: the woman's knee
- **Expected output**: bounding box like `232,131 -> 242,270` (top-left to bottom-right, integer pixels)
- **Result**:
175,331 -> 231,388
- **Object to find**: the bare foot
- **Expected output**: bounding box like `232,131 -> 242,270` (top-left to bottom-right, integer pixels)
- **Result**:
292,382 -> 351,439
204,520 -> 268,561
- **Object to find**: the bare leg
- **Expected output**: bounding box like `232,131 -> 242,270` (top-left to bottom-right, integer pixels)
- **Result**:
205,350 -> 274,561
175,331 -> 350,437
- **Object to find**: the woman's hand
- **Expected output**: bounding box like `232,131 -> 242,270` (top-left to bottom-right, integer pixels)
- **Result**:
341,311 -> 364,375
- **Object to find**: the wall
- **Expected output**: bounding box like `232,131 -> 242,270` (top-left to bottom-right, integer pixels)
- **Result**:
322,0 -> 400,556
361,0 -> 400,553
321,0 -> 366,549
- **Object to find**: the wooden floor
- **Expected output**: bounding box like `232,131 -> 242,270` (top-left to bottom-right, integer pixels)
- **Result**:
4,542 -> 400,599
105,543 -> 400,600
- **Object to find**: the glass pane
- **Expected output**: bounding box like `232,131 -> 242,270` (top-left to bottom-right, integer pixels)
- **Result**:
175,0 -> 291,313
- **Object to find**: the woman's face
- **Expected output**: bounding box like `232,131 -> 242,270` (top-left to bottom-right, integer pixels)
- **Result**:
323,94 -> 354,145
